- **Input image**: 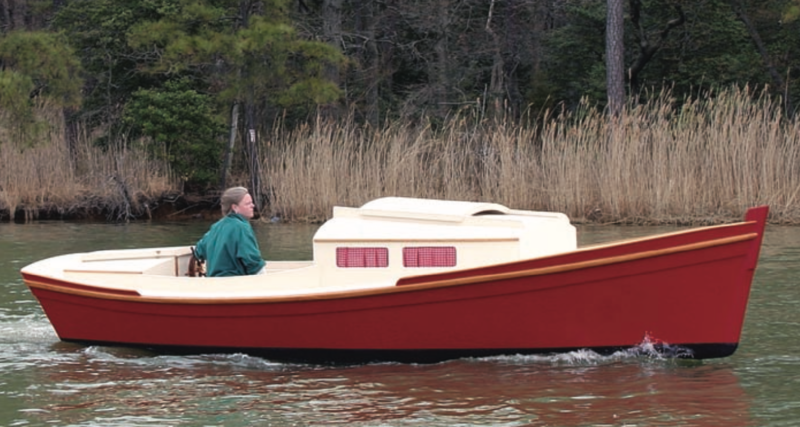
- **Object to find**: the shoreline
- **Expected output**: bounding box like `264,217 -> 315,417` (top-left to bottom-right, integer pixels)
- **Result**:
0,193 -> 223,223
1,195 -> 780,226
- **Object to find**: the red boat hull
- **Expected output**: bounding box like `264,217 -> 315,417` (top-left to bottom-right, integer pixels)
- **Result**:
23,206 -> 768,363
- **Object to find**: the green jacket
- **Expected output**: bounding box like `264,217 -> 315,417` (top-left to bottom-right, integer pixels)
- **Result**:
195,213 -> 266,277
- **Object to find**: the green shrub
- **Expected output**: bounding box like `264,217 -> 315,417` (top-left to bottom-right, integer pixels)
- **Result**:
123,78 -> 225,187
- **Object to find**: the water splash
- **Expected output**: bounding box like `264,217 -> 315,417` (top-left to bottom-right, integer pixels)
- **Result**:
0,314 -> 57,343
73,347 -> 304,373
623,332 -> 694,359
474,334 -> 693,366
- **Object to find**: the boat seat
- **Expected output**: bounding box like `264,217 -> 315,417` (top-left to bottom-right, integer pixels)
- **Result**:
65,258 -> 179,276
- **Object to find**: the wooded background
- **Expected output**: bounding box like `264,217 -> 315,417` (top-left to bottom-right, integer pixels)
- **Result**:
2,0 -> 799,204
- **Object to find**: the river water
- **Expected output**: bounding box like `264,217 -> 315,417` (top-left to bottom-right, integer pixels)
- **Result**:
1,219 -> 798,426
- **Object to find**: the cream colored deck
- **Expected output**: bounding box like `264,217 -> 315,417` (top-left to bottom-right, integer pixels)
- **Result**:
22,197 -> 580,299
26,247 -> 388,299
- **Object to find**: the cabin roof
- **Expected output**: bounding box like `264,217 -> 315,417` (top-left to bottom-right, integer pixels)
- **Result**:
314,197 -> 571,242
355,197 -> 511,222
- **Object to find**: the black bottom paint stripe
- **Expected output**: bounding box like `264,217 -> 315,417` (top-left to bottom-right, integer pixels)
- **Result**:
61,341 -> 738,365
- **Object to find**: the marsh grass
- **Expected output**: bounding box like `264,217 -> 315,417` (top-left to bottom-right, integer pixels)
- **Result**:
263,87 -> 800,224
0,101 -> 177,221
3,87 -> 799,224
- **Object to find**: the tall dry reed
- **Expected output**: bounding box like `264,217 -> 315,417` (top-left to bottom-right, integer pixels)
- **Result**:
4,87 -> 798,224
0,101 -> 178,221
262,87 -> 800,224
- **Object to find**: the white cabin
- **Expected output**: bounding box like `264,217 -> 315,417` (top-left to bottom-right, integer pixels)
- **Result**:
312,197 -> 576,287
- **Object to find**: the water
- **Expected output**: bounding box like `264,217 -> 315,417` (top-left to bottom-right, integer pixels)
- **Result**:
1,220 -> 798,426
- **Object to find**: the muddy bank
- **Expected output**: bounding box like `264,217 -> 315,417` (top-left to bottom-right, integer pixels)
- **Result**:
0,193 -> 225,223
1,193 -> 783,226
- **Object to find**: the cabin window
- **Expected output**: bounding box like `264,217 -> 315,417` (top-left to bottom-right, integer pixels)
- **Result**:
403,246 -> 457,267
336,247 -> 389,268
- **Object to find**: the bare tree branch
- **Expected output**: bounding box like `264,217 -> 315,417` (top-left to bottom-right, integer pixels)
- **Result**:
628,0 -> 684,92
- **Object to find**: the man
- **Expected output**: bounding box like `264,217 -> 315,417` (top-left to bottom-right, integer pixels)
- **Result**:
195,187 -> 266,277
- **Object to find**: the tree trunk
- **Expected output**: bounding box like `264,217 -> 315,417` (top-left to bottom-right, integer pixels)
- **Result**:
322,0 -> 343,119
4,0 -> 26,31
63,106 -> 79,170
485,0 -> 505,120
362,0 -> 380,126
220,102 -> 239,190
245,99 -> 262,212
606,0 -> 625,117
0,0 -> 11,33
628,0 -> 684,93
432,0 -> 450,118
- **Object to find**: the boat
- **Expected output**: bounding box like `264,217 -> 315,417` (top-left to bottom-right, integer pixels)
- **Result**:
21,197 -> 768,364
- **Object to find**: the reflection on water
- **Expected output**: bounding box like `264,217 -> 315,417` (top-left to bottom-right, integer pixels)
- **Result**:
15,346 -> 754,427
0,221 -> 799,426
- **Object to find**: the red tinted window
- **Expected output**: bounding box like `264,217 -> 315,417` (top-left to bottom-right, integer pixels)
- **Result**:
336,247 -> 389,268
403,246 -> 457,267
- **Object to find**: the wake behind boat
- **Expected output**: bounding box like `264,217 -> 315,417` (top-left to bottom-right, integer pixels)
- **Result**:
21,197 -> 768,364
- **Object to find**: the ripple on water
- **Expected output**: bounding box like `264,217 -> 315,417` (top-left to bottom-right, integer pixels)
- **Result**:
1,341 -> 757,427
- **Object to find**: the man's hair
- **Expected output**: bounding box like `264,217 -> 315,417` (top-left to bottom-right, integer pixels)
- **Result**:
221,187 -> 249,215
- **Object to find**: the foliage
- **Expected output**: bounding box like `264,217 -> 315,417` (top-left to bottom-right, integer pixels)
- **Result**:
0,31 -> 82,107
0,70 -> 34,123
539,0 -> 772,108
126,0 -> 345,111
635,0 -> 764,96
52,0 -> 165,127
123,78 -> 225,187
748,0 -> 800,112
53,0 -> 345,185
7,0 -> 800,195
0,30 -> 82,144
0,69 -> 35,144
25,0 -> 800,127
542,1 -> 608,108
